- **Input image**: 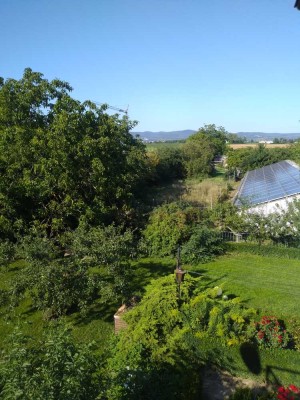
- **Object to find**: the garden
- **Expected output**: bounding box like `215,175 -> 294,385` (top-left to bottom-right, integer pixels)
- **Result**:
1,69 -> 300,399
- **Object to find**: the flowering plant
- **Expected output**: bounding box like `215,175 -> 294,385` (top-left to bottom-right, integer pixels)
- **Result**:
254,316 -> 289,349
276,385 -> 300,400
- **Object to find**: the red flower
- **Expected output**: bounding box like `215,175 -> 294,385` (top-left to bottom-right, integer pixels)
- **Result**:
277,394 -> 287,400
257,330 -> 265,339
289,384 -> 300,394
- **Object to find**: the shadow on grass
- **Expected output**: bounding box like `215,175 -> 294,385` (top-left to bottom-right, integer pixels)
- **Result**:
239,342 -> 300,390
197,273 -> 228,290
130,259 -> 173,294
72,300 -> 119,327
146,180 -> 187,207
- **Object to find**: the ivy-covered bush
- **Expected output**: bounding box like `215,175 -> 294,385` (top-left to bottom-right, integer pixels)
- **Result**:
181,225 -> 226,264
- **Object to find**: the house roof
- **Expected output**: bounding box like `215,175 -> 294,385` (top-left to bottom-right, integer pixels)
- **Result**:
233,160 -> 300,207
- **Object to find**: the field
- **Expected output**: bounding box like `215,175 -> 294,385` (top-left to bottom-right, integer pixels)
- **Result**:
146,141 -> 291,151
229,143 -> 290,149
149,167 -> 238,207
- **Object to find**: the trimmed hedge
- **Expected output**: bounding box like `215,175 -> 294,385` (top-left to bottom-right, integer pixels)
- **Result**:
228,242 -> 300,260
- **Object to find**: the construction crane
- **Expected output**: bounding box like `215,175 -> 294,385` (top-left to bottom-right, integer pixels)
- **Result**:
93,102 -> 128,116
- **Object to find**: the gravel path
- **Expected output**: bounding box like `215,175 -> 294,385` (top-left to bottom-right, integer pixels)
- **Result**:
201,367 -> 267,399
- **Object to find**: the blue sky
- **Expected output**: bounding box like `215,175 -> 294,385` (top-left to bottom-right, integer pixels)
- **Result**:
1,0 -> 300,133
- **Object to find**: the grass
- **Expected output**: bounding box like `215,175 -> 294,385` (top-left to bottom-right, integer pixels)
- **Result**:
1,249 -> 300,387
146,141 -> 184,151
187,251 -> 300,323
148,166 -> 238,207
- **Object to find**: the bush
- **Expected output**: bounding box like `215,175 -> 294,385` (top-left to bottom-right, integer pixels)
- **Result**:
3,224 -> 136,318
142,202 -> 203,257
181,226 -> 225,264
107,274 -> 202,400
0,324 -> 101,399
228,243 -> 300,259
0,240 -> 15,267
228,388 -> 273,400
254,316 -> 290,349
184,289 -> 256,347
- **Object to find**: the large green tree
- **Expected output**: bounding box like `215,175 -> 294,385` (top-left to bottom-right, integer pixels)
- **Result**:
183,124 -> 228,178
0,69 -> 147,238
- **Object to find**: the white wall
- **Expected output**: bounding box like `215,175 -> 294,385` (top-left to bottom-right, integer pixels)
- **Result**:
248,194 -> 300,216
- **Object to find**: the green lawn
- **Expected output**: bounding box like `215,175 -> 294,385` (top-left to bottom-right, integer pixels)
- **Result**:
188,252 -> 300,323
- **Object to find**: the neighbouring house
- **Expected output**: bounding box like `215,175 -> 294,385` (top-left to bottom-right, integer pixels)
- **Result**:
233,160 -> 300,215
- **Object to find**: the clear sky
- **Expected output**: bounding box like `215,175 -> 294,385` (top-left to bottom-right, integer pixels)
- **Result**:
1,0 -> 300,133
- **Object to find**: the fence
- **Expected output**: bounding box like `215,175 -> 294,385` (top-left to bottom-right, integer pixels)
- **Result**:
221,231 -> 249,243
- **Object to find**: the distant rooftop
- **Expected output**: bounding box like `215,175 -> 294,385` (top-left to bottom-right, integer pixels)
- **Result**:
233,160 -> 300,207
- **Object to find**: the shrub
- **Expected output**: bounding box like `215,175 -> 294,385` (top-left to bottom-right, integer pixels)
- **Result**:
228,388 -> 273,399
228,243 -> 300,259
254,316 -> 290,349
0,324 -> 101,399
184,290 -> 256,346
181,226 -> 225,264
0,240 -> 15,267
142,202 -> 203,257
107,274 -> 202,400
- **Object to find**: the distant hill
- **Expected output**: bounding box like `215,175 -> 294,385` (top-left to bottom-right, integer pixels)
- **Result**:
237,132 -> 300,141
132,130 -> 300,142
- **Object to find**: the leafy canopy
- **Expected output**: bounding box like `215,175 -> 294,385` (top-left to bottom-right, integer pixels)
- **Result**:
0,68 -> 147,238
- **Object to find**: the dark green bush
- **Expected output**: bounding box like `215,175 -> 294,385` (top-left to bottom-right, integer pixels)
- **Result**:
0,324 -> 101,399
142,202 -> 203,257
181,226 -> 225,264
0,240 -> 15,267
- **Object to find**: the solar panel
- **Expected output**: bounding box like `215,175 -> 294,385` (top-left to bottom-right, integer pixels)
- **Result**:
233,160 -> 300,207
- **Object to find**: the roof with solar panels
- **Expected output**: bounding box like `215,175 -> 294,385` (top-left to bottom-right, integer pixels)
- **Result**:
233,160 -> 300,208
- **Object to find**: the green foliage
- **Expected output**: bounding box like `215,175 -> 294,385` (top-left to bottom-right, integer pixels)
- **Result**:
146,146 -> 185,183
184,288 -> 256,346
226,144 -> 292,177
254,316 -> 290,349
1,224 -> 136,317
142,202 -> 203,257
107,275 -> 202,400
182,138 -> 215,178
228,388 -> 273,400
210,202 -> 245,231
107,275 -> 258,399
0,68 -> 147,239
68,222 -> 136,302
181,225 -> 226,264
182,124 -> 228,178
0,324 -> 101,400
228,242 -> 300,259
0,241 -> 15,268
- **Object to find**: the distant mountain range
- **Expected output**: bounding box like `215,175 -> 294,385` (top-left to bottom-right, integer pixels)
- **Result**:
132,130 -> 300,142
